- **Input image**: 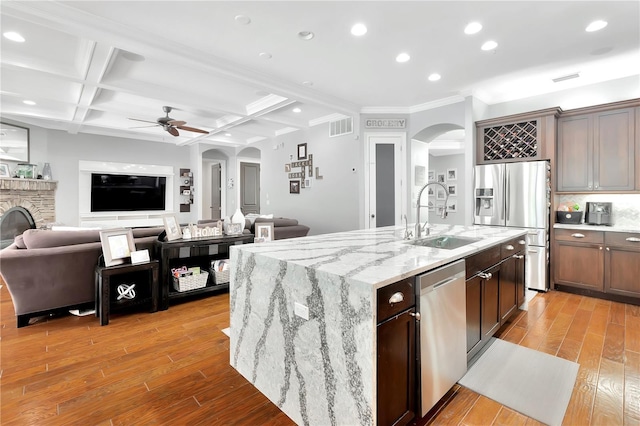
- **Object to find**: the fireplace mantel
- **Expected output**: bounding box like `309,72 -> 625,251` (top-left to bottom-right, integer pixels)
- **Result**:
0,177 -> 58,191
0,177 -> 57,228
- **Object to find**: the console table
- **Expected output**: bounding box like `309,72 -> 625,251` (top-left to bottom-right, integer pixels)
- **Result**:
155,234 -> 253,310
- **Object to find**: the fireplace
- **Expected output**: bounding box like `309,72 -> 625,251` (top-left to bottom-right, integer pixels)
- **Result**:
0,178 -> 57,245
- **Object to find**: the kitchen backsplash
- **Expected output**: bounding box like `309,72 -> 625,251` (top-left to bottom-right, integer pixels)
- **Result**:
556,194 -> 640,227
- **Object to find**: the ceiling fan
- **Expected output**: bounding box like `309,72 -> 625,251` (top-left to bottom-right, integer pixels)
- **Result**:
129,106 -> 209,137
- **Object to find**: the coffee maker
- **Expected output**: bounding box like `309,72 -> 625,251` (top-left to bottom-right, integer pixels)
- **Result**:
585,202 -> 613,225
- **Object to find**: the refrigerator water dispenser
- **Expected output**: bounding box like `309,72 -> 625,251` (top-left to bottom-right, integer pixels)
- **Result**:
475,188 -> 494,216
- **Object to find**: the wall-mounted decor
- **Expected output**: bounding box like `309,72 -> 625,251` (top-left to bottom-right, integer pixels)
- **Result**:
290,180 -> 300,194
315,167 -> 323,180
447,201 -> 457,212
304,178 -> 312,188
428,170 -> 435,181
427,186 -> 435,197
285,164 -> 291,172
297,143 -> 307,160
447,184 -> 457,196
436,189 -> 446,200
436,172 -> 445,184
447,168 -> 457,181
0,163 -> 9,177
0,122 -> 29,163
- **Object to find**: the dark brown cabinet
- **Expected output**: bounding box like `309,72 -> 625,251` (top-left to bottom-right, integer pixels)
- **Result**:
553,229 -> 604,292
376,278 -> 417,426
604,232 -> 640,299
499,237 -> 527,320
557,104 -> 636,192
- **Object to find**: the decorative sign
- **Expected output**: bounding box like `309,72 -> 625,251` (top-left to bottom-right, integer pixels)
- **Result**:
364,118 -> 406,129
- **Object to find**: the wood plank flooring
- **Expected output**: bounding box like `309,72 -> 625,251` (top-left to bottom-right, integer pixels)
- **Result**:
1,282 -> 638,425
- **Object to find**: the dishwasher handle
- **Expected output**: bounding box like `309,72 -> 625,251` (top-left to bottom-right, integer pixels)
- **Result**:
421,273 -> 464,294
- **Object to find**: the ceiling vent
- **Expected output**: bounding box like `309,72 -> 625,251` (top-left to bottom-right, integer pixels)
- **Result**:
552,72 -> 580,83
329,117 -> 353,137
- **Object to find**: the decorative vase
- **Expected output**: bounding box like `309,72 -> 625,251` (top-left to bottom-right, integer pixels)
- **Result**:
231,208 -> 245,226
42,162 -> 52,180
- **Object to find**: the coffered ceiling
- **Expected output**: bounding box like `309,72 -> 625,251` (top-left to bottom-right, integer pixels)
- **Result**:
1,1 -> 638,148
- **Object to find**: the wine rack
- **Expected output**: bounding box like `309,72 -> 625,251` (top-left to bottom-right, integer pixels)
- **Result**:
483,120 -> 537,161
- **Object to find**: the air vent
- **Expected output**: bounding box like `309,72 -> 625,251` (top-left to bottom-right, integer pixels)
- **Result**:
552,73 -> 580,83
329,117 -> 353,137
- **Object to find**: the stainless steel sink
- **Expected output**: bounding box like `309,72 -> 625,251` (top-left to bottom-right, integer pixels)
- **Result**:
406,235 -> 480,250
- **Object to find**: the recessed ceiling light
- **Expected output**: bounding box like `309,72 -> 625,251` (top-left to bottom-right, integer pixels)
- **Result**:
23,100 -> 36,105
3,31 -> 25,42
234,15 -> 251,25
396,52 -> 411,63
302,80 -> 314,87
481,41 -> 498,51
428,73 -> 441,82
224,132 -> 232,137
351,23 -> 367,36
298,31 -> 314,40
259,52 -> 272,59
585,20 -> 608,32
292,107 -> 302,113
464,22 -> 482,35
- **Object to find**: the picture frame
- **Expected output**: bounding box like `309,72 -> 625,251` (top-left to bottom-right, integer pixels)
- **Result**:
427,200 -> 435,211
290,180 -> 300,194
304,178 -> 312,188
436,188 -> 446,200
0,163 -> 9,177
428,170 -> 435,181
297,143 -> 307,160
162,215 -> 182,241
226,223 -> 243,235
447,168 -> 457,181
285,164 -> 291,172
255,222 -> 274,242
436,172 -> 445,184
447,184 -> 457,196
99,228 -> 136,267
0,122 -> 30,163
447,202 -> 458,212
427,186 -> 435,196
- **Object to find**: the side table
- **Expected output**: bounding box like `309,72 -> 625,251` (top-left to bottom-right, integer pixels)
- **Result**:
95,260 -> 159,326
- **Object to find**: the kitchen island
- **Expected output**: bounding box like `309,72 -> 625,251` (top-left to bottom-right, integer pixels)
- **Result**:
229,224 -> 527,426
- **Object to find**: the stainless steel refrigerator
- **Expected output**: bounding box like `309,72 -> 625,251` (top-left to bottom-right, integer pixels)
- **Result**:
473,160 -> 550,291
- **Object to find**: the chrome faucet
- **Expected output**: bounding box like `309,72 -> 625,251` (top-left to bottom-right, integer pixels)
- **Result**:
415,182 -> 449,238
402,214 -> 413,240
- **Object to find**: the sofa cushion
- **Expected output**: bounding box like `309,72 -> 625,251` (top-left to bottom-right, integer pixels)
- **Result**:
13,234 -> 26,249
253,217 -> 298,228
22,229 -> 102,249
274,225 -> 310,240
131,227 -> 164,238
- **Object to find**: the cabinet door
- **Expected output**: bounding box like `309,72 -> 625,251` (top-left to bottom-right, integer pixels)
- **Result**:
499,256 -> 518,323
554,242 -> 604,291
482,266 -> 501,341
593,108 -> 635,191
466,276 -> 482,354
377,308 -> 416,426
605,246 -> 640,299
557,114 -> 592,191
515,252 -> 526,307
636,107 -> 640,190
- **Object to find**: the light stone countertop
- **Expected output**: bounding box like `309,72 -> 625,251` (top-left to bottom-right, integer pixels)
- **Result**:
553,223 -> 640,234
233,223 -> 528,289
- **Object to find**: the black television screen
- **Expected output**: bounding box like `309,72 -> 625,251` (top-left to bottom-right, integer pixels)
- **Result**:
91,173 -> 166,212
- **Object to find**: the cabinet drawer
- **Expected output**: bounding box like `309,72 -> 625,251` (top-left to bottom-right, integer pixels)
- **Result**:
605,232 -> 640,250
500,236 -> 527,259
466,245 -> 501,279
554,229 -> 604,244
377,278 -> 415,323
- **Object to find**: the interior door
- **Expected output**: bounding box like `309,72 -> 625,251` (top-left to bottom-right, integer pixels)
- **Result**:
367,133 -> 404,228
240,162 -> 260,214
210,163 -> 221,220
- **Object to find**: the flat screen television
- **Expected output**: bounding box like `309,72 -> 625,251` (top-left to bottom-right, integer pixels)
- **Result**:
91,173 -> 166,212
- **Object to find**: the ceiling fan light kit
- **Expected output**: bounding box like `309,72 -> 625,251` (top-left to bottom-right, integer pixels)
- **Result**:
128,106 -> 208,137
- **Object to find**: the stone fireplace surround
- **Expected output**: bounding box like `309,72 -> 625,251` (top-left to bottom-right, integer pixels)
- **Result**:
0,178 -> 57,228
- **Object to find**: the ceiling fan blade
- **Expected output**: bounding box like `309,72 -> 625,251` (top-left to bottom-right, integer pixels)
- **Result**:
167,120 -> 186,127
177,125 -> 209,134
167,127 -> 179,137
128,118 -> 158,124
129,125 -> 161,129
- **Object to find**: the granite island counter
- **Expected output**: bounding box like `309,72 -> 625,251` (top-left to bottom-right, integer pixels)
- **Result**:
229,224 -> 527,426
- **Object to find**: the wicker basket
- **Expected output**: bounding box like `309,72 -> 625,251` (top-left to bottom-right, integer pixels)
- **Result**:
172,271 -> 209,292
211,268 -> 230,285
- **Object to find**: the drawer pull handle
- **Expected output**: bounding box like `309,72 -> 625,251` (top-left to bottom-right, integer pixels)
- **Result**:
626,237 -> 640,243
505,244 -> 514,251
571,233 -> 585,238
389,292 -> 404,304
518,240 -> 526,245
513,254 -> 524,259
478,272 -> 493,280
409,312 -> 421,320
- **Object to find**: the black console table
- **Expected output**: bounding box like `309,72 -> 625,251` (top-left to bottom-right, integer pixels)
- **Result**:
155,234 -> 253,310
94,260 -> 159,326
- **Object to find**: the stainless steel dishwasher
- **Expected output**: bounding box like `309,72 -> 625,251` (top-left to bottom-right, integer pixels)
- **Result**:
416,259 -> 467,416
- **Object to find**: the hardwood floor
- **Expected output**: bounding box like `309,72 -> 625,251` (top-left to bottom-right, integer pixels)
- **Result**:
1,282 -> 638,425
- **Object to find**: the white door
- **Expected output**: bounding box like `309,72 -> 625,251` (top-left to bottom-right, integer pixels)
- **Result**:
365,132 -> 405,228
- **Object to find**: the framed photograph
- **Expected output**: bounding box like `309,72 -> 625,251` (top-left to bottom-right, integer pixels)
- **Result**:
447,202 -> 458,212
436,188 -> 446,200
162,215 -> 182,241
226,223 -> 243,235
290,180 -> 300,194
0,163 -> 9,177
447,168 -> 457,181
436,172 -> 445,184
297,143 -> 307,160
428,170 -> 435,181
256,222 -> 275,242
100,229 -> 136,267
447,184 -> 457,196
285,164 -> 291,172
427,186 -> 435,196
304,178 -> 312,188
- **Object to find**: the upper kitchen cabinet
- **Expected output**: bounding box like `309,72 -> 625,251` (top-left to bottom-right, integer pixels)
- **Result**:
557,100 -> 639,192
476,108 -> 560,165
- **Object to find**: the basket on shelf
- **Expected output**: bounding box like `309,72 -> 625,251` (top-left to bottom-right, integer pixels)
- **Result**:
172,271 -> 209,292
211,268 -> 230,285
